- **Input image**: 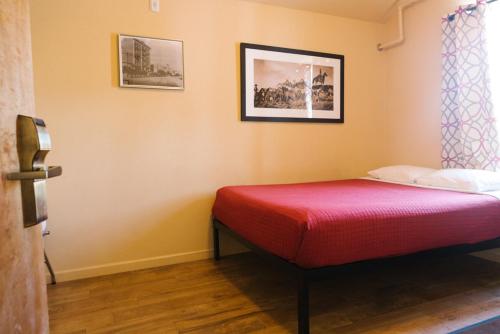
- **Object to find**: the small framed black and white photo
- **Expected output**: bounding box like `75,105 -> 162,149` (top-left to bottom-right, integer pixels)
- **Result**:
118,34 -> 184,90
241,43 -> 344,123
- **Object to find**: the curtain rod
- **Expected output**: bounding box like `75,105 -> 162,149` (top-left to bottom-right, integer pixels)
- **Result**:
447,0 -> 498,21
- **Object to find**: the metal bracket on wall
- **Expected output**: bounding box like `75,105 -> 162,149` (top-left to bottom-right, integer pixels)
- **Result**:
377,0 -> 424,51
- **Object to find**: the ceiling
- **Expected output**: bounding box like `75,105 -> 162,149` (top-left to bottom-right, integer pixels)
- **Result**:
243,0 -> 399,22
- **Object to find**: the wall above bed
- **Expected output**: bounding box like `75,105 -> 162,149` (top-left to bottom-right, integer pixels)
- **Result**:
30,0 -> 389,281
382,0 -> 473,167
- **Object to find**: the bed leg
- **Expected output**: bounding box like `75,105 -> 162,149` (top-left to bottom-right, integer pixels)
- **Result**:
44,251 -> 56,285
298,272 -> 310,334
213,219 -> 220,261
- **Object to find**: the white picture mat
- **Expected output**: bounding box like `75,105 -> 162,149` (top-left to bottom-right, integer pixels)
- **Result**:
245,48 -> 341,119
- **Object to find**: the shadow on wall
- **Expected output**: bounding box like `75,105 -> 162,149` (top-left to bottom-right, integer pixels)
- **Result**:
97,193 -> 247,267
110,34 -> 119,87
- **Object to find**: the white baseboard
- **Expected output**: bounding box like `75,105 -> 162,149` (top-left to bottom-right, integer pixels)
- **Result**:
46,248 -> 213,283
46,247 -> 499,284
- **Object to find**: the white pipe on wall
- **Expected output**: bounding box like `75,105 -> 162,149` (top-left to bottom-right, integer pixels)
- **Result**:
377,0 -> 425,51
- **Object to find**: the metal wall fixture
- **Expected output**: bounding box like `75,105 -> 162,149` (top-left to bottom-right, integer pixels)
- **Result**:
377,0 -> 424,51
6,115 -> 62,228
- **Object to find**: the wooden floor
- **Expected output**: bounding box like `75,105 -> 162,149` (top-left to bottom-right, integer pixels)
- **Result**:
48,253 -> 500,334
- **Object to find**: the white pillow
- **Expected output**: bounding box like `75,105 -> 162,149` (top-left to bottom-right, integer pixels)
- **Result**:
415,168 -> 500,192
368,165 -> 436,184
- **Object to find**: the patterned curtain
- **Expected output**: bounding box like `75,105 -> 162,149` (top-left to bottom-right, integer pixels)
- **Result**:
441,0 -> 499,171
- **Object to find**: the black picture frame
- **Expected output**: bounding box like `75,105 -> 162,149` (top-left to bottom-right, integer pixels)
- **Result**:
240,43 -> 344,123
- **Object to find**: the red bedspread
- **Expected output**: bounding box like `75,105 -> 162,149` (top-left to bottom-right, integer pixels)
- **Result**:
212,179 -> 500,268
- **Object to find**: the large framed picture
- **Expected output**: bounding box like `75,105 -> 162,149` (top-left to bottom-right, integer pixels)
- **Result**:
241,43 -> 344,123
118,34 -> 184,90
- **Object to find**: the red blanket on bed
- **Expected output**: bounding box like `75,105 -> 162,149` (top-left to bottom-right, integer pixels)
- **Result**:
212,179 -> 500,268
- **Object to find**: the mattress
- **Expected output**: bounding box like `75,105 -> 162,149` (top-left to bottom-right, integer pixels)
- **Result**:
212,179 -> 500,268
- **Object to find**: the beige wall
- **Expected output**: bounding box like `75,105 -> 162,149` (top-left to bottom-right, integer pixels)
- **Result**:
30,0 -> 389,280
382,0 -> 472,167
0,0 -> 49,331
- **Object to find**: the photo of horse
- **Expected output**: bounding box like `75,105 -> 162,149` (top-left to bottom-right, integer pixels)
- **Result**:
312,65 -> 334,111
253,59 -> 334,111
241,43 -> 344,123
253,59 -> 310,109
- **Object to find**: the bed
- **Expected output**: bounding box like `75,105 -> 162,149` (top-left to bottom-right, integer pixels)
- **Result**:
212,178 -> 500,334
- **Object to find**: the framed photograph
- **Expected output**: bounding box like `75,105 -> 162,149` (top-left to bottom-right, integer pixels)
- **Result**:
118,34 -> 184,90
241,43 -> 344,123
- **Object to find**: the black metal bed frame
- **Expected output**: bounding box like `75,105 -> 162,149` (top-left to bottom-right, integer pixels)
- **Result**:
212,217 -> 500,334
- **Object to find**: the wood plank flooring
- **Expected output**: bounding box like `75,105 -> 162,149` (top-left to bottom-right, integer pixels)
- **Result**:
48,253 -> 500,333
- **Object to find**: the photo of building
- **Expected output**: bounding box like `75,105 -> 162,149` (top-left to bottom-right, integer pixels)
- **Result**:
121,37 -> 151,73
119,34 -> 184,89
